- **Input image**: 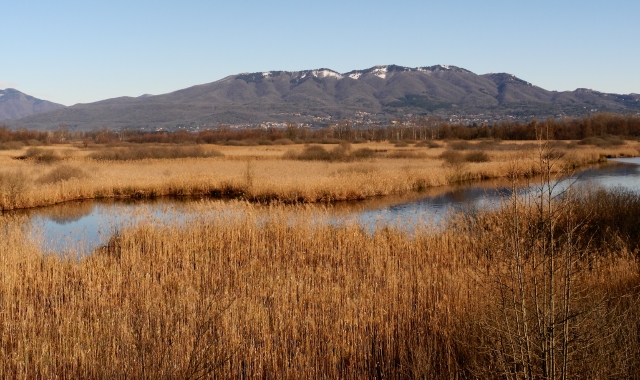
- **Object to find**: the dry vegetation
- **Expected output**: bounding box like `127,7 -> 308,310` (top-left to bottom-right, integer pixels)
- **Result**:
1,183 -> 639,378
88,144 -> 223,161
0,137 -> 639,378
1,139 -> 639,211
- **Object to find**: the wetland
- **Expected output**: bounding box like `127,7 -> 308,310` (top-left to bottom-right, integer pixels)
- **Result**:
1,138 -> 640,378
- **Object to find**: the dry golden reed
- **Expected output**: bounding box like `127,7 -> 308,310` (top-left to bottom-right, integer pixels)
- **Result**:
1,141 -> 637,211
0,187 -> 639,378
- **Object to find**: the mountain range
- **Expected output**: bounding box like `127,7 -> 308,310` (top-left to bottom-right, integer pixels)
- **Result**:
3,65 -> 640,131
0,88 -> 65,121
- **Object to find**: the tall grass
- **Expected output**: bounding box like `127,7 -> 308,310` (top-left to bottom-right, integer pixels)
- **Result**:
0,141 -> 24,150
0,187 -> 638,378
37,164 -> 88,184
579,135 -> 626,148
283,143 -> 375,161
19,147 -> 71,163
0,170 -> 29,210
415,140 -> 441,148
386,149 -> 428,159
0,141 -> 638,211
459,185 -> 640,378
88,145 -> 223,161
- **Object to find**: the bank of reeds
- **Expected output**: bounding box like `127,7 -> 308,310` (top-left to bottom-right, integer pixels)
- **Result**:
88,145 -> 223,161
0,141 -> 24,150
1,185 -> 639,378
0,141 -> 638,211
415,140 -> 441,148
579,135 -> 626,148
37,164 -> 88,184
283,143 -> 376,161
19,147 -> 72,163
386,149 -> 428,159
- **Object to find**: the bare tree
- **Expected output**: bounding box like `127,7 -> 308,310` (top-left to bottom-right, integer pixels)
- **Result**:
474,126 -> 619,379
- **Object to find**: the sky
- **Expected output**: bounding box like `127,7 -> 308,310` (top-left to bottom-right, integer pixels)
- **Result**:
2,0 -> 639,106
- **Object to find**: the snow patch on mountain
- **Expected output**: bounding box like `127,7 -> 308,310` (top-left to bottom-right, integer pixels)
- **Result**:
576,88 -> 602,94
311,69 -> 343,79
371,66 -> 388,79
484,73 -> 534,87
240,64 -> 474,83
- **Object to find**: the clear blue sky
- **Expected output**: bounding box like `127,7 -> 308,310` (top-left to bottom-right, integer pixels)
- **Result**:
2,0 -> 639,106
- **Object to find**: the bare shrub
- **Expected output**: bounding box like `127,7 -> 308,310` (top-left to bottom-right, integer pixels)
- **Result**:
469,187 -> 639,378
465,136 -> 640,378
579,135 -> 626,148
284,142 -> 374,162
272,139 -> 295,145
394,141 -> 409,147
20,147 -> 68,163
415,140 -> 441,148
439,150 -> 465,165
89,146 -> 223,161
491,142 -> 539,151
351,147 -> 376,159
477,139 -> 500,149
386,150 -> 427,159
304,138 -> 344,144
448,141 -> 471,150
464,151 -> 490,163
38,165 -> 88,184
318,138 -> 343,144
0,141 -> 24,150
225,140 -> 251,146
26,139 -> 45,146
106,142 -> 133,148
285,145 -> 333,161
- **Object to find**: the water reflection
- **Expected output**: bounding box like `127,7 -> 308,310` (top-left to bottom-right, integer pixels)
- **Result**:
29,201 -> 96,225
8,158 -> 640,255
14,199 -> 205,255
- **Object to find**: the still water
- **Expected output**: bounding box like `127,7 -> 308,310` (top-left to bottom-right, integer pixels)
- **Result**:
12,157 -> 640,255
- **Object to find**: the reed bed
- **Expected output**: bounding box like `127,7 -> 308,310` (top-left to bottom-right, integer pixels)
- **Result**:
88,145 -> 223,161
1,186 -> 639,378
0,141 -> 638,211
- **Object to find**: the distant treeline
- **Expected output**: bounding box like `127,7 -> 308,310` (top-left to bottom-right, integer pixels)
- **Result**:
2,113 -> 640,145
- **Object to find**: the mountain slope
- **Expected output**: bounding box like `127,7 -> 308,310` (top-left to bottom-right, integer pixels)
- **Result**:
8,65 -> 640,130
0,89 -> 65,121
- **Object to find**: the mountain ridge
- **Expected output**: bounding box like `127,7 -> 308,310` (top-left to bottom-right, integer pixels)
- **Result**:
5,65 -> 640,130
0,88 -> 66,121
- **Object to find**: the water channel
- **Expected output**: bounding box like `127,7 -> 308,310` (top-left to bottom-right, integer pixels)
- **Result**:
10,157 -> 640,255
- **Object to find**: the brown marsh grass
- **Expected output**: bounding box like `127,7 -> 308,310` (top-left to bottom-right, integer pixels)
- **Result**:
37,164 -> 89,184
19,147 -> 73,163
88,144 -> 223,161
0,141 -> 24,150
1,186 -> 639,378
0,141 -> 638,211
415,140 -> 442,148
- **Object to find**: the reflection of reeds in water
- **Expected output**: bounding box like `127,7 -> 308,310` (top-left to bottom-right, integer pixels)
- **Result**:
1,189 -> 639,378
27,201 -> 96,224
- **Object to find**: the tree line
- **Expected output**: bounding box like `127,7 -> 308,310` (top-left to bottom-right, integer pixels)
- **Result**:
2,112 -> 640,145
